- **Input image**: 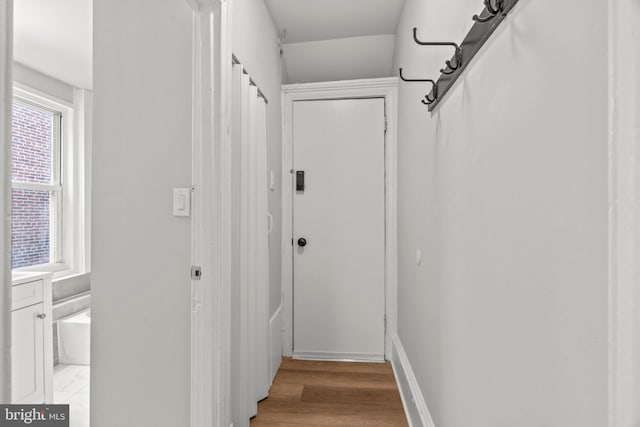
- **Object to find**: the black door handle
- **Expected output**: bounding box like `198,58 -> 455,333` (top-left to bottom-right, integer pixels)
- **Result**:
297,238 -> 307,247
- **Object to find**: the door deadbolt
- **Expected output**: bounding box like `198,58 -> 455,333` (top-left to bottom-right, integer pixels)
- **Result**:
297,238 -> 307,247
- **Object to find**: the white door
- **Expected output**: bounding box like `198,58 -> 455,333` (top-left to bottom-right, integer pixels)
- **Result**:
12,303 -> 45,403
230,63 -> 271,427
292,98 -> 386,361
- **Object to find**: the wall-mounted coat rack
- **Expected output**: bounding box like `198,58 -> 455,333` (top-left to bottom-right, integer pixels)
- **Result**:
400,0 -> 520,111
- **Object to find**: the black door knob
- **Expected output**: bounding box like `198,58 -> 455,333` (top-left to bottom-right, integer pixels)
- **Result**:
297,238 -> 307,247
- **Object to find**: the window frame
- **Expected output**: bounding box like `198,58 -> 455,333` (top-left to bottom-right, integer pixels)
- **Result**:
11,84 -> 78,276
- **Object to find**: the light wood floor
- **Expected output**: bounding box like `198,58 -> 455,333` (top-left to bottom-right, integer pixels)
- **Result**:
250,357 -> 409,426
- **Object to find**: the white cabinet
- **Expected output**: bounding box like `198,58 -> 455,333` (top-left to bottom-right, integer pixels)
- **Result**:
12,303 -> 45,402
11,272 -> 53,403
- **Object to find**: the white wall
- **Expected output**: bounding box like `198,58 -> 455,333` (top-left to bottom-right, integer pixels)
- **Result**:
91,0 -> 192,426
393,1 -> 607,426
283,35 -> 395,84
13,0 -> 92,89
232,0 -> 283,317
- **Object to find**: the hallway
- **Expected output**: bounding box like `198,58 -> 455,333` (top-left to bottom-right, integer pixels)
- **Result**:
251,358 -> 408,426
2,0 -> 638,425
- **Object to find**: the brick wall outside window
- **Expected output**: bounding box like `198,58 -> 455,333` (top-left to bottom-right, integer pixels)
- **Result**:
11,102 -> 55,268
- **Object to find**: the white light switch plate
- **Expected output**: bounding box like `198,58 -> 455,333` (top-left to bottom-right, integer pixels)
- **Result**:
173,188 -> 191,217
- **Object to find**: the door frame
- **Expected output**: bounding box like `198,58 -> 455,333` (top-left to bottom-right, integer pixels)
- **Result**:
0,0 -> 12,404
186,0 -> 233,426
281,78 -> 398,360
607,0 -> 640,425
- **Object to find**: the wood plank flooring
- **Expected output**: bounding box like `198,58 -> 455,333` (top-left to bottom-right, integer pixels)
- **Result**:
250,358 -> 409,426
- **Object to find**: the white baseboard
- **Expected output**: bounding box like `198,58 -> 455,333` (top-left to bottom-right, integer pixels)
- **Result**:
292,351 -> 384,362
269,303 -> 283,383
391,334 -> 435,427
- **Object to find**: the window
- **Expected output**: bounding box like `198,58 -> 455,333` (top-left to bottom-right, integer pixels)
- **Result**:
10,84 -> 88,277
11,99 -> 62,269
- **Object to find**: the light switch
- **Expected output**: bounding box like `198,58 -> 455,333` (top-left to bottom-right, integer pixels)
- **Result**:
173,188 -> 191,217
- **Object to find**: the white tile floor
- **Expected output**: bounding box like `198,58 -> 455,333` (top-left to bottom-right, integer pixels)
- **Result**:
54,364 -> 90,427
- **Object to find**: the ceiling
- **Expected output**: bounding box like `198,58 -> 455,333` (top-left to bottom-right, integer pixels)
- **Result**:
266,0 -> 405,83
12,0 -> 403,88
13,0 -> 93,89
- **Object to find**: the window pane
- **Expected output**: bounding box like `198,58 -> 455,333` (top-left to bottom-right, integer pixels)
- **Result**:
11,188 -> 53,268
11,101 -> 54,185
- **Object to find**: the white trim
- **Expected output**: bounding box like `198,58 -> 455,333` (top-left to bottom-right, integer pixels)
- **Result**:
74,88 -> 91,274
282,78 -> 402,93
281,77 -> 398,359
269,302 -> 283,383
12,63 -> 74,105
390,334 -> 435,427
12,82 -> 74,109
11,183 -> 62,192
246,85 -> 258,412
41,274 -> 53,403
293,351 -> 384,362
255,96 -> 270,400
12,262 -> 66,276
607,0 -> 640,425
187,1 -> 232,427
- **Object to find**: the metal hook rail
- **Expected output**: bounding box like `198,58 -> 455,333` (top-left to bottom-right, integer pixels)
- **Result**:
399,0 -> 520,111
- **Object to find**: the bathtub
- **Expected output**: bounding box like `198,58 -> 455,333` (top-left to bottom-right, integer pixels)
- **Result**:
58,309 -> 90,365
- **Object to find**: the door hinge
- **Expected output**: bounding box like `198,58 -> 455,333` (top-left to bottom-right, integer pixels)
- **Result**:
384,117 -> 388,133
384,315 -> 387,330
191,266 -> 202,280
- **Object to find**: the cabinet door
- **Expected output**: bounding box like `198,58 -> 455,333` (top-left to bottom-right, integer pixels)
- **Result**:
12,303 -> 45,403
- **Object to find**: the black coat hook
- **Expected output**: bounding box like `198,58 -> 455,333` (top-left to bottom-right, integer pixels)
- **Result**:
473,0 -> 505,23
399,68 -> 435,84
399,68 -> 438,106
412,27 -> 463,70
421,88 -> 438,105
423,81 -> 438,105
445,59 -> 460,72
